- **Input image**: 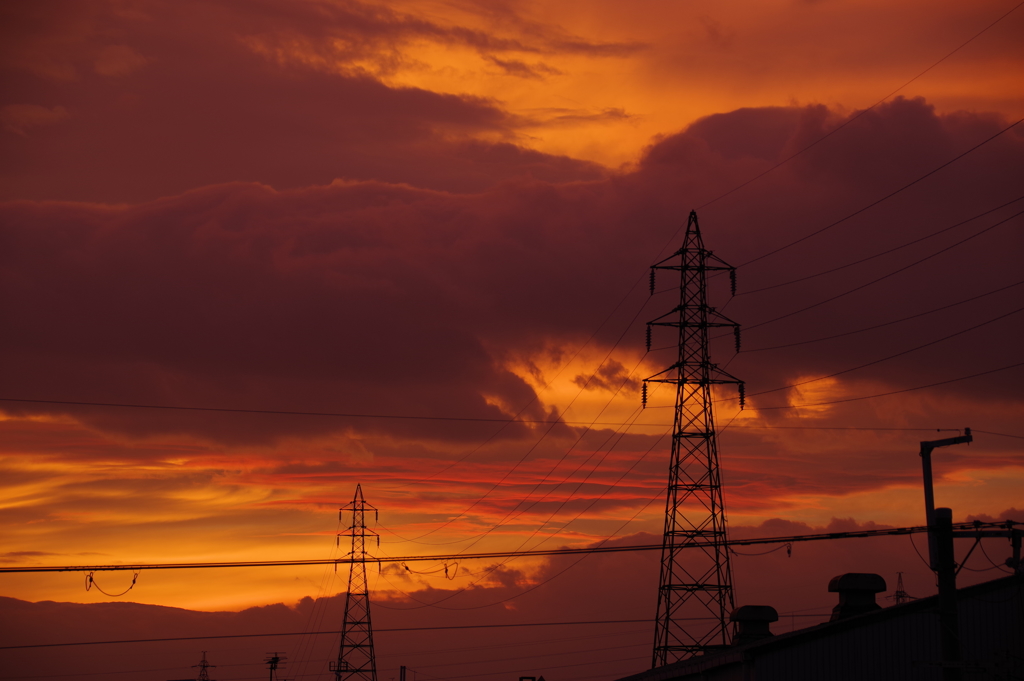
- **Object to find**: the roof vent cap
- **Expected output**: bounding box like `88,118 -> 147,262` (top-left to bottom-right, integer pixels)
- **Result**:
828,573 -> 886,621
730,605 -> 778,645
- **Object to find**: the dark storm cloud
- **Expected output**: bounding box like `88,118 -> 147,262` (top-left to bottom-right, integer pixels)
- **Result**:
1,97 -> 1022,449
0,0 -> 609,203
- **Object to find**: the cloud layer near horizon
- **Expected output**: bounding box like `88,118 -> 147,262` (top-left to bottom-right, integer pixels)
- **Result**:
3,515 -> 1022,680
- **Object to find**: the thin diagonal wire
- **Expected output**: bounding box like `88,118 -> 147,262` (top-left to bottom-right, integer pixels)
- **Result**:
973,429 -> 1024,440
389,212 -> 688,544
736,117 -> 1024,269
739,195 -> 1024,295
743,278 -> 1024,352
735,304 -> 1024,401
749,361 -> 1024,411
739,208 -> 1024,333
696,0 -> 1024,211
374,407 -> 670,611
389,304 -> 653,547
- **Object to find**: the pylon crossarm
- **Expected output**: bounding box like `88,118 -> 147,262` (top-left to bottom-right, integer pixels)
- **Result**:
652,261 -> 736,272
647,305 -> 685,322
648,304 -> 736,324
704,251 -> 736,268
650,246 -> 733,268
705,308 -> 740,326
644,362 -> 683,379
708,366 -> 743,384
648,319 -> 739,329
645,376 -> 742,386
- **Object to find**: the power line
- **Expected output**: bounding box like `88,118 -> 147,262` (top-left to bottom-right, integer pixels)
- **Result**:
0,397 -> 1000,433
0,397 -> 607,425
409,238 -> 663,487
742,278 -> 1024,353
0,396 -> 674,429
735,304 -> 1024,401
727,425 -> 961,432
0,665 -> 199,679
291,201 -> 678,556
747,361 -> 1024,411
4,522 -> 1013,574
435,654 -> 652,681
739,195 -> 1024,295
342,218 -> 688,551
403,433 -> 672,612
735,116 -> 1024,269
696,0 -> 1024,211
412,641 -> 648,671
0,609 -> 872,660
974,429 -> 1024,440
0,619 -> 653,651
2,197 -> 1016,451
2,174 -> 1013,441
372,424 -> 670,611
739,208 -> 1024,332
401,626 -> 646,657
396,306 -> 655,546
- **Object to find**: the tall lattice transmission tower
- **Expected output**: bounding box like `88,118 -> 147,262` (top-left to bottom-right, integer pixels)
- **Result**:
643,210 -> 744,667
330,484 -> 379,681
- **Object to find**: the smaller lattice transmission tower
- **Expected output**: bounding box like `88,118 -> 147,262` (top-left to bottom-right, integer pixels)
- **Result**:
890,572 -> 913,605
644,210 -> 744,667
166,651 -> 215,681
195,651 -> 214,681
331,484 -> 379,681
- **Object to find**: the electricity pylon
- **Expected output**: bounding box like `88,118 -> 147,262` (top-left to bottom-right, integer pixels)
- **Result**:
330,484 -> 379,681
643,210 -> 744,667
195,651 -> 214,681
891,572 -> 912,605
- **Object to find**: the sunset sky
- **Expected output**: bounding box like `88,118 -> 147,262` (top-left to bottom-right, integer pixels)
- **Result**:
1,0 -> 1023,679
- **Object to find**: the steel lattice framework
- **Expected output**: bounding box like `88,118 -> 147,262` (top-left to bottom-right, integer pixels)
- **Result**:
195,651 -> 214,681
331,485 -> 379,681
644,210 -> 744,667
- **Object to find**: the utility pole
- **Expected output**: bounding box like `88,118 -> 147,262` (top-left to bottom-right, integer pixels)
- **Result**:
644,210 -> 744,666
920,429 -> 972,569
264,653 -> 285,681
918,430 -> 971,681
917,430 -> 1023,679
330,484 -> 379,681
934,508 -> 961,681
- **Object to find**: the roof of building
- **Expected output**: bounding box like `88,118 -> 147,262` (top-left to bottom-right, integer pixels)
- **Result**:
617,572 -> 1023,681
